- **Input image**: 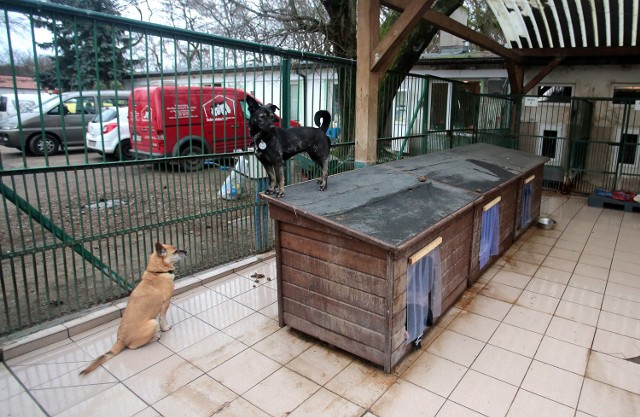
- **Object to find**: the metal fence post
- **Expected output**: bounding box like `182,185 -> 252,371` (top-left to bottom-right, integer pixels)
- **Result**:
281,58 -> 292,185
254,177 -> 270,252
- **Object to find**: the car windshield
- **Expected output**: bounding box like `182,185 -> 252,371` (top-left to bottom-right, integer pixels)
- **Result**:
91,108 -> 118,123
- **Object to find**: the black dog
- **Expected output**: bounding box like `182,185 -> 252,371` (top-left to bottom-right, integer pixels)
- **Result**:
246,96 -> 331,198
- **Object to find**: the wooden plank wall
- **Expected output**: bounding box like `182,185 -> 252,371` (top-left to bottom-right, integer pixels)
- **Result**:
269,205 -> 391,367
389,208 -> 474,367
267,166 -> 543,372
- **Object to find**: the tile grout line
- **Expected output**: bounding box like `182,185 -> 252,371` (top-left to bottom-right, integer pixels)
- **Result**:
3,362 -> 52,417
7,196 -> 640,417
445,195 -> 591,415
517,194 -> 594,413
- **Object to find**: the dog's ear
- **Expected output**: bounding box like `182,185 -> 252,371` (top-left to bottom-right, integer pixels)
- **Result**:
155,242 -> 167,257
265,104 -> 279,123
246,96 -> 259,113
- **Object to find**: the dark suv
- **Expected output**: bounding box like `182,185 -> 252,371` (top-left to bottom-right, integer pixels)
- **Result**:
0,90 -> 129,155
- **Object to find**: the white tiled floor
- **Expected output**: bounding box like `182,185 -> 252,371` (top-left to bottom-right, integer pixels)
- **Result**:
2,193 -> 640,417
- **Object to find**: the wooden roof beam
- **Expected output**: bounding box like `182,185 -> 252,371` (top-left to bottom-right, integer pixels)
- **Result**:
371,0 -> 437,72
421,10 -> 524,64
381,0 -> 524,64
522,56 -> 565,94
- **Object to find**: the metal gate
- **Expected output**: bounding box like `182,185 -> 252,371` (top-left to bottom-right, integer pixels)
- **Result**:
518,95 -> 640,194
0,0 -> 356,335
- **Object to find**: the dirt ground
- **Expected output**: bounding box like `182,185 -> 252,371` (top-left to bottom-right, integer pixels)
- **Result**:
0,147 -> 271,336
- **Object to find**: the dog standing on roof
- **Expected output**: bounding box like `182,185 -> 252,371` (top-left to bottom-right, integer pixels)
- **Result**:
246,96 -> 331,198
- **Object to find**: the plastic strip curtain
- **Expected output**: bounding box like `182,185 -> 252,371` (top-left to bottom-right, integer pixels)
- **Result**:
406,247 -> 442,343
480,204 -> 500,269
520,182 -> 533,227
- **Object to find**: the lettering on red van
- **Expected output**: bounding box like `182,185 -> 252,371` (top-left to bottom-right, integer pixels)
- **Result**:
140,105 -> 150,121
167,103 -> 197,120
203,95 -> 235,121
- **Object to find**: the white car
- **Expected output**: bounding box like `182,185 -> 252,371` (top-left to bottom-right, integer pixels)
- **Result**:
0,93 -> 52,121
86,107 -> 133,160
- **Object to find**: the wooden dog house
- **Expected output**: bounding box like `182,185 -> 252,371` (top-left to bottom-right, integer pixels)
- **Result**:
261,144 -> 547,372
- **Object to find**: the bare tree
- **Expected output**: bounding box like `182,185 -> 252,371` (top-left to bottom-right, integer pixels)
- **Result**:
1,11 -> 35,66
127,0 -> 468,138
193,0 -> 463,138
154,0 -> 352,57
464,0 -> 504,49
0,50 -> 53,77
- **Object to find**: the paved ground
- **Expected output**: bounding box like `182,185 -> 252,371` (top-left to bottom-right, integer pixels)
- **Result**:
2,192 -> 640,417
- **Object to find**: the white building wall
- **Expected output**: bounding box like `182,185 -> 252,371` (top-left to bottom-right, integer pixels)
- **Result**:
525,64 -> 640,98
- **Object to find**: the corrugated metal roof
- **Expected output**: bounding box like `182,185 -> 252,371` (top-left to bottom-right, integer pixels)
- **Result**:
383,0 -> 640,66
378,0 -> 638,91
487,0 -> 638,49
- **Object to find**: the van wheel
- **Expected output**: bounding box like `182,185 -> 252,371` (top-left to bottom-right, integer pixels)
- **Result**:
179,144 -> 204,172
114,140 -> 134,161
29,134 -> 60,156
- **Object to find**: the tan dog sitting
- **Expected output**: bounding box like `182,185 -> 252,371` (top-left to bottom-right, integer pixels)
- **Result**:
80,243 -> 187,375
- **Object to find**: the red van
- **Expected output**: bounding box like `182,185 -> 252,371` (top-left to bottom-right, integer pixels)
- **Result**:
129,86 -> 298,170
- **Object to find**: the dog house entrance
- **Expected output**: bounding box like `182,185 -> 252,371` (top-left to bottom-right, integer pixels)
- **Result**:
407,237 -> 443,348
520,175 -> 535,228
480,196 -> 501,269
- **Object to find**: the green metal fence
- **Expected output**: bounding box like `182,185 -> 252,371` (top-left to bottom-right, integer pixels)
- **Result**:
1,0 -> 637,336
375,72 -> 514,161
0,0 -> 362,335
373,71 -> 640,198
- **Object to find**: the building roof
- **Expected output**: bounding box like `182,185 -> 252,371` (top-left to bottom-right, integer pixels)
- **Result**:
382,0 -> 640,65
488,0 -> 637,49
0,75 -> 38,90
380,0 -> 640,93
486,0 -> 640,64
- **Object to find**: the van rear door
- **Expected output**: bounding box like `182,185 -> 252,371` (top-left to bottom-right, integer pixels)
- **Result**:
129,88 -> 157,156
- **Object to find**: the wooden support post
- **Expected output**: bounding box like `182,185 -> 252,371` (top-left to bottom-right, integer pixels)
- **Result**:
355,0 -> 381,168
506,60 -> 525,95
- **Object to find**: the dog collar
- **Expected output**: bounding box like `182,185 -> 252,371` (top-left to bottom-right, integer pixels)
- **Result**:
253,133 -> 267,150
148,269 -> 174,274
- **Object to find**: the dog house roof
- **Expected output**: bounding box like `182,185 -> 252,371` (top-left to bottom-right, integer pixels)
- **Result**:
262,144 -> 547,249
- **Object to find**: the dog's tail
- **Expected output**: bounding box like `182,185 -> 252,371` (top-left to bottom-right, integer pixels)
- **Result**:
313,110 -> 331,133
79,339 -> 126,375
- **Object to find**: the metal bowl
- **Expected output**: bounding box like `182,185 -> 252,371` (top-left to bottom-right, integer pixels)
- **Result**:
536,217 -> 557,230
